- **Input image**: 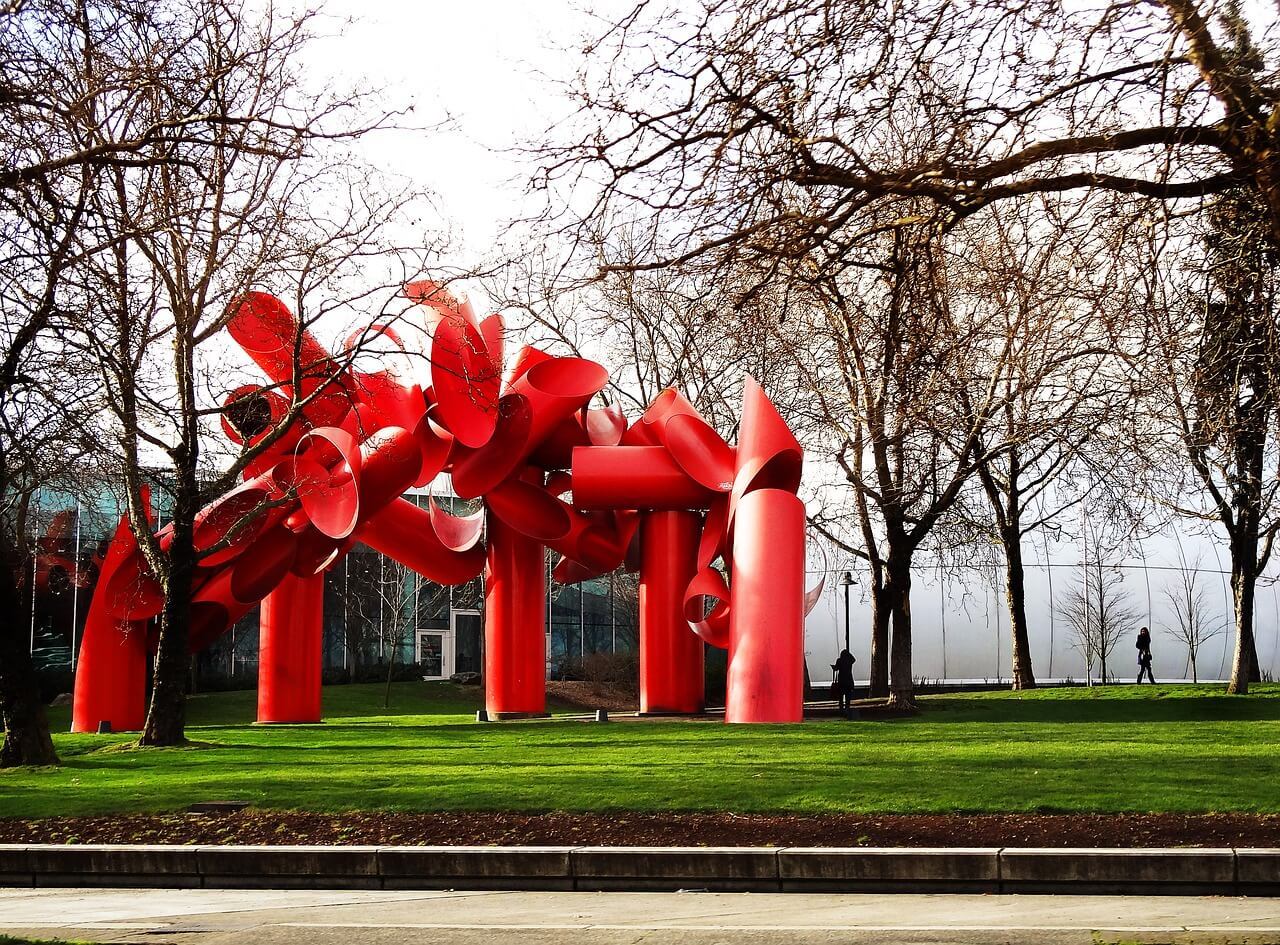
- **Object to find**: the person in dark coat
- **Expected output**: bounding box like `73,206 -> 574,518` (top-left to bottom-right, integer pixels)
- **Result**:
834,648 -> 856,712
1136,626 -> 1155,684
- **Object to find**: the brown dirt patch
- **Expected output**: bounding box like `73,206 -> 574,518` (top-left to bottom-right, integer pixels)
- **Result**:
4,811 -> 1280,847
545,680 -> 637,713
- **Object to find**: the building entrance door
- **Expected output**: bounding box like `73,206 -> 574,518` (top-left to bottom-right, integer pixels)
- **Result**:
452,610 -> 482,676
416,629 -> 453,680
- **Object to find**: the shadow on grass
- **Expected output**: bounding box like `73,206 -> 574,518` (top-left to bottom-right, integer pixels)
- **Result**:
921,687 -> 1280,723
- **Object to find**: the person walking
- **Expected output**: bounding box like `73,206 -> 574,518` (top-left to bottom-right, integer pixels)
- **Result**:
1136,626 -> 1155,684
834,648 -> 856,714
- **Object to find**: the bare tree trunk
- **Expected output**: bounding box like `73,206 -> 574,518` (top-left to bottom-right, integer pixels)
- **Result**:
384,635 -> 398,709
884,554 -> 916,710
1229,550 -> 1257,695
0,534 -> 58,766
1000,527 -> 1037,690
868,582 -> 890,698
139,490 -> 196,746
350,645 -> 361,683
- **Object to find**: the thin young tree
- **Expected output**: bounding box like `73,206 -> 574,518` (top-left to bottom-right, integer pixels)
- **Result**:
1161,545 -> 1226,683
345,550 -> 423,708
1058,554 -> 1143,685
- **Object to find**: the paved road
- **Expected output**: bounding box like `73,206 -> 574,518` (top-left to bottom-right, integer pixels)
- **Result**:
2,887 -> 1280,944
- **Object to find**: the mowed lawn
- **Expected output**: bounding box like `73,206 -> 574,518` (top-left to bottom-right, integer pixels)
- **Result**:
2,682 -> 1278,819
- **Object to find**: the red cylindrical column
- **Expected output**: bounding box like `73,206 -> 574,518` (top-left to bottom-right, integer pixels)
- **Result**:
72,513 -> 151,733
725,488 -> 805,723
483,511 -> 546,717
257,571 -> 324,723
639,510 -> 704,714
71,612 -> 147,733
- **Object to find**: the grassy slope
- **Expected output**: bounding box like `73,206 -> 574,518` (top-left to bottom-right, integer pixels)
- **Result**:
1,682 -> 1277,818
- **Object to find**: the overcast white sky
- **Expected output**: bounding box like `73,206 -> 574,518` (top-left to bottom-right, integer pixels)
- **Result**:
304,1 -> 617,268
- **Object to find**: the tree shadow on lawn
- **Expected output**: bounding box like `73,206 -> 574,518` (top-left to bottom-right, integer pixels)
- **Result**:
921,688 -> 1280,723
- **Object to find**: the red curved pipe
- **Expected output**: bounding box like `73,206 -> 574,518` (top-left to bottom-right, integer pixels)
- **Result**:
358,497 -> 485,585
71,510 -> 151,733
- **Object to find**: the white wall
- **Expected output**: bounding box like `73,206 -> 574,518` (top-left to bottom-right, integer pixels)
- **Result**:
803,526 -> 1273,684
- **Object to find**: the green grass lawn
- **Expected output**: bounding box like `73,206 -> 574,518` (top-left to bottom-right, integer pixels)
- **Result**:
1,682 -> 1278,818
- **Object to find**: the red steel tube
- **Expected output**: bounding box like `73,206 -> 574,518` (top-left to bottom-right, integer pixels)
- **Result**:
72,514 -> 150,733
571,446 -> 716,511
639,510 -> 704,714
725,488 -> 805,723
358,498 -> 485,585
483,510 -> 546,716
256,571 -> 324,723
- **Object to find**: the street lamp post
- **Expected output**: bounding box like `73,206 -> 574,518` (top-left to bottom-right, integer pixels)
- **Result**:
839,571 -> 854,653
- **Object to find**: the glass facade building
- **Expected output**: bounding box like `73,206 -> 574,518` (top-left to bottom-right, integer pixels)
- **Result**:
24,484 -> 640,690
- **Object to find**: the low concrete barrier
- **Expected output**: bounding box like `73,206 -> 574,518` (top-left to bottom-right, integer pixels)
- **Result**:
573,846 -> 779,891
1001,847 -> 1236,896
197,845 -> 381,889
779,847 -> 999,892
1237,848 -> 1280,896
0,844 -> 1274,894
0,844 -> 199,889
379,846 -> 576,890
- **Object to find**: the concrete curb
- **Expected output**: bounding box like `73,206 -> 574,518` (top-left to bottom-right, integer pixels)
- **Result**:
0,844 -> 1272,894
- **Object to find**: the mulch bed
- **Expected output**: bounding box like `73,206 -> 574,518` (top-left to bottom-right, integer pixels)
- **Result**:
4,811 -> 1280,847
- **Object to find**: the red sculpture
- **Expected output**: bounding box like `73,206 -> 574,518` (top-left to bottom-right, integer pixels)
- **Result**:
71,282 -> 818,731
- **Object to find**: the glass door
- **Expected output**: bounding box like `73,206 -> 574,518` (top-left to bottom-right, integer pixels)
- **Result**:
417,630 -> 452,680
451,610 -> 482,676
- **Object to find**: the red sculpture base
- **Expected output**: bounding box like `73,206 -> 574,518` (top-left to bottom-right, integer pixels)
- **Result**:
257,572 -> 324,724
71,513 -> 149,733
484,510 -> 546,716
639,510 -> 704,714
726,488 -> 805,723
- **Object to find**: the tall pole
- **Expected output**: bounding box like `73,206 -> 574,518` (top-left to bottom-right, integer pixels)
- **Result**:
70,499 -> 82,670
843,581 -> 851,654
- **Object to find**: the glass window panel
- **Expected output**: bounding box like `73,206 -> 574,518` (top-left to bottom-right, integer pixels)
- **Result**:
420,631 -> 444,677
417,581 -> 449,628
452,576 -> 483,612
551,582 -> 581,673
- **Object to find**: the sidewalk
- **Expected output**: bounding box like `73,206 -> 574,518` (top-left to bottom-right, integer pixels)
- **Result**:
3,887 -> 1280,945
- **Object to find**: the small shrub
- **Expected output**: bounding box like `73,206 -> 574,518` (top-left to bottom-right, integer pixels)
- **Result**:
560,651 -> 640,695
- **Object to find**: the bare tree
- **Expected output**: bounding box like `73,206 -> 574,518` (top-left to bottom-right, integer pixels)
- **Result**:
1161,545 -> 1226,683
962,201 -> 1136,689
520,0 -> 1280,704
540,0 -> 1279,286
1139,186 -> 1280,694
782,219 -> 1033,708
66,0 -> 437,746
345,550 -> 424,708
0,0 -> 116,765
1058,555 -> 1143,685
